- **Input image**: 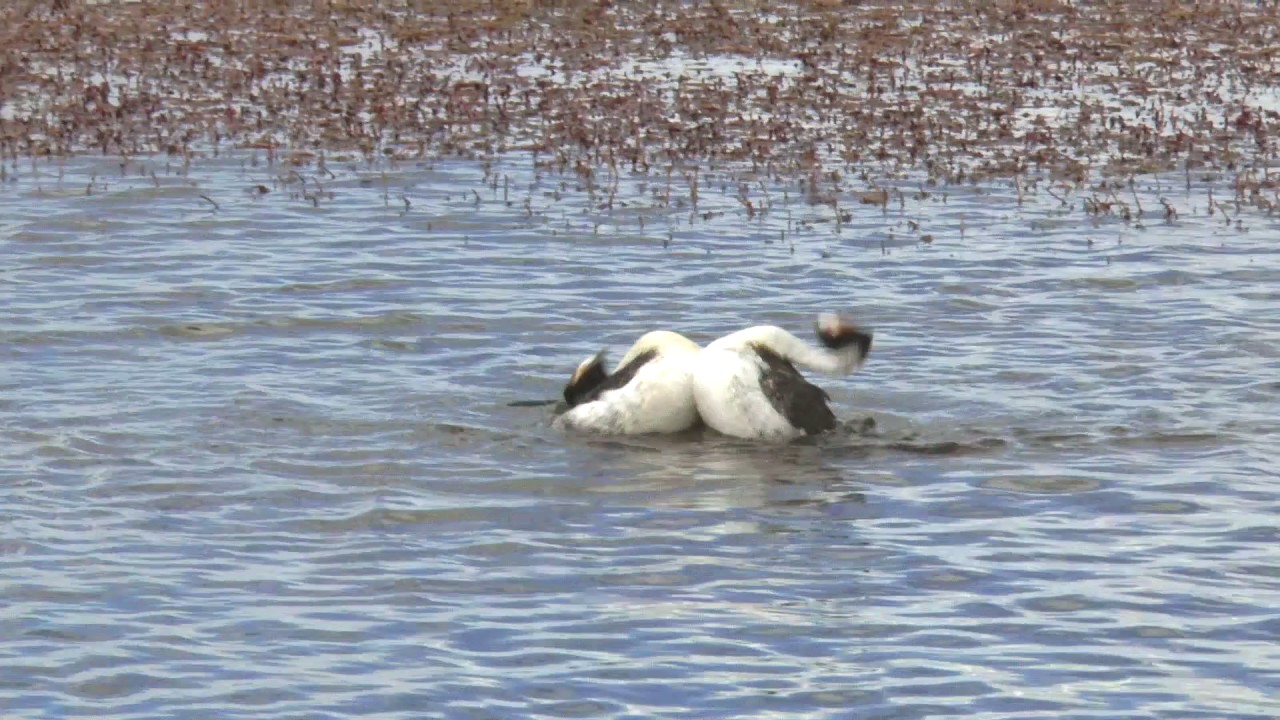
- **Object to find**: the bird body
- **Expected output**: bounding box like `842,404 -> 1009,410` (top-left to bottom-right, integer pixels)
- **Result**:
690,314 -> 872,441
554,314 -> 872,441
554,330 -> 702,435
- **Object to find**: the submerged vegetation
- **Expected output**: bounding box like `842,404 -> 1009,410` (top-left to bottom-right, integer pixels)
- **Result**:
2,1 -> 1279,216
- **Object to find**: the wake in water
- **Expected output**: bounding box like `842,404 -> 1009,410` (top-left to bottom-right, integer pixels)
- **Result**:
506,394 -> 1013,458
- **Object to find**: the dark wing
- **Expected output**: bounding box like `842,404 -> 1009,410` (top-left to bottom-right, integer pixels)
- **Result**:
572,348 -> 658,406
564,352 -> 610,407
751,344 -> 837,435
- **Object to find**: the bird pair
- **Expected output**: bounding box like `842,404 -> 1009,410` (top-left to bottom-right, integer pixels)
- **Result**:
554,313 -> 873,441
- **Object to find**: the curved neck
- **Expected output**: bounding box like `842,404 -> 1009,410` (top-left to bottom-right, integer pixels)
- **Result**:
709,325 -> 864,376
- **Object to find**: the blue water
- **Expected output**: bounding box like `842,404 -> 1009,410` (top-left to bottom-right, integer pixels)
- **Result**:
2,153 -> 1278,718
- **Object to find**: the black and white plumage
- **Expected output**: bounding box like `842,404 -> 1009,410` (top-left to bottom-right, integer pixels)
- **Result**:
554,330 -> 703,435
690,313 -> 873,441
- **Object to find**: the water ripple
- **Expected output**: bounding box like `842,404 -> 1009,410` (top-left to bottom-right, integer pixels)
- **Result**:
2,154 -> 1278,719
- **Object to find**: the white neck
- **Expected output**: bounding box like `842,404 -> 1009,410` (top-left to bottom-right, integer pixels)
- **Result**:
707,325 -> 864,376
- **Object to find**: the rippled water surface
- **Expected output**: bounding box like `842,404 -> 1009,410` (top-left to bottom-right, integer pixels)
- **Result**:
2,154 -> 1279,719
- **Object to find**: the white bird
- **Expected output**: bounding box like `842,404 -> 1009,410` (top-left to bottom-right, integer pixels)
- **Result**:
690,313 -> 873,441
554,330 -> 703,435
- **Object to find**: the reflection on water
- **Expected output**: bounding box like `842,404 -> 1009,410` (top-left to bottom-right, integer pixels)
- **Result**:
1,153 -> 1278,718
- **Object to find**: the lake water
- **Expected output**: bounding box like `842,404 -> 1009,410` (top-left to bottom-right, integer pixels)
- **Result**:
2,153 -> 1278,719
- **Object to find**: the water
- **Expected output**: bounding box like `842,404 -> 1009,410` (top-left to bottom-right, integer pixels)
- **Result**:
2,153 -> 1278,719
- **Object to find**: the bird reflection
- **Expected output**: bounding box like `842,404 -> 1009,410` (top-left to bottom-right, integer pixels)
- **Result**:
562,428 -> 871,516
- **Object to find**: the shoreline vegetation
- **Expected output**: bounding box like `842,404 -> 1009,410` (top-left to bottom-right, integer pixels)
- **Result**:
2,1 -> 1279,215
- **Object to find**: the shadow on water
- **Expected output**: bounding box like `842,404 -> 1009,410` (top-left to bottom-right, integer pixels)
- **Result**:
441,402 -> 1020,518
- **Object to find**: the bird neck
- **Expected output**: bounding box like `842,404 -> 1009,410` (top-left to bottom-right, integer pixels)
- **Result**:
712,325 -> 862,376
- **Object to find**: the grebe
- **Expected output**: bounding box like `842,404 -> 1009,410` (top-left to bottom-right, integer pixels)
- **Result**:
691,313 -> 872,441
554,330 -> 702,435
